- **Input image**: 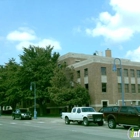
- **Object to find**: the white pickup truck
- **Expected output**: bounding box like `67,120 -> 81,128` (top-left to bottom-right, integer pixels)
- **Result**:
61,107 -> 103,126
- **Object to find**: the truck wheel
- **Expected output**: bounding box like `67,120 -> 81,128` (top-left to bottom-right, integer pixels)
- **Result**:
83,118 -> 89,126
108,119 -> 116,129
65,117 -> 70,124
98,121 -> 103,126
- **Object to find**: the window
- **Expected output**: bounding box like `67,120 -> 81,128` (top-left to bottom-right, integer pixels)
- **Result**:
124,69 -> 128,77
118,83 -> 121,93
138,84 -> 140,93
131,84 -> 136,93
85,84 -> 89,90
125,84 -> 129,93
77,70 -> 80,78
130,69 -> 135,77
101,67 -> 106,75
137,70 -> 140,78
117,68 -> 121,76
72,108 -> 76,113
77,108 -> 81,113
120,107 -> 128,113
128,107 -> 136,114
102,101 -> 107,107
84,68 -> 88,76
102,83 -> 107,92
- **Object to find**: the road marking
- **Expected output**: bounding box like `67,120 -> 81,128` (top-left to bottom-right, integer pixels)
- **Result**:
38,122 -> 45,123
24,122 -> 31,124
10,122 -> 16,124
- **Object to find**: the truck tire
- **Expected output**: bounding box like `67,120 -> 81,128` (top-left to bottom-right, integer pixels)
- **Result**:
83,118 -> 89,126
108,119 -> 116,129
65,117 -> 70,124
98,121 -> 103,126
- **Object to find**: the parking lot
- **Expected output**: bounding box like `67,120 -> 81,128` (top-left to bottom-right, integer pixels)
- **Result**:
0,116 -> 136,140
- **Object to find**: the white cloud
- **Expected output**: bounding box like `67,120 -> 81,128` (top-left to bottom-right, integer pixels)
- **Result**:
86,0 -> 140,42
7,30 -> 36,41
125,47 -> 140,61
7,28 -> 62,51
37,39 -> 61,50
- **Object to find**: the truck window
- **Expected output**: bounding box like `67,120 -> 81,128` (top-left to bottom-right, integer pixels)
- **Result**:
120,107 -> 128,113
72,108 -> 76,113
135,107 -> 140,112
82,107 -> 95,112
77,108 -> 81,113
128,107 -> 136,114
113,107 -> 119,112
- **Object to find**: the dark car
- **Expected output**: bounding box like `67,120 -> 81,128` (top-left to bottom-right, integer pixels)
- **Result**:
12,108 -> 32,120
102,106 -> 140,129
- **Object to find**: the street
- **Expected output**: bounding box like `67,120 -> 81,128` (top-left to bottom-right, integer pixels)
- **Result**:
0,116 -> 132,140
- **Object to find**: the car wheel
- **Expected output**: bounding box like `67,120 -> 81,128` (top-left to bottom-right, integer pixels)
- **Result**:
65,117 -> 70,124
12,116 -> 15,120
98,121 -> 103,126
108,119 -> 116,129
83,118 -> 89,126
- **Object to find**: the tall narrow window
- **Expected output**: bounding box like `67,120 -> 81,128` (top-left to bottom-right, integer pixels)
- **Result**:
137,70 -> 140,78
102,83 -> 107,92
118,83 -> 121,93
124,69 -> 128,77
117,68 -> 121,76
84,68 -> 88,76
138,84 -> 140,93
130,69 -> 135,77
77,70 -> 80,78
85,84 -> 89,90
131,84 -> 136,93
102,101 -> 108,107
125,84 -> 129,93
101,67 -> 106,75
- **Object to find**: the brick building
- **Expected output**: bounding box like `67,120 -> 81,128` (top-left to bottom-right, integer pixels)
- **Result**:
58,49 -> 140,111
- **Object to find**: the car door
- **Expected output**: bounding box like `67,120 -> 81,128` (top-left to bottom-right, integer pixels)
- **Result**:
117,106 -> 128,124
126,107 -> 139,125
76,108 -> 83,120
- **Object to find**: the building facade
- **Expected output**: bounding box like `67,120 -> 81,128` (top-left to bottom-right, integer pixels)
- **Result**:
58,49 -> 140,111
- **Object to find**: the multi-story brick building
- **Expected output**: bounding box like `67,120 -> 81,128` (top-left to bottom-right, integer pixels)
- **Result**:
58,49 -> 140,111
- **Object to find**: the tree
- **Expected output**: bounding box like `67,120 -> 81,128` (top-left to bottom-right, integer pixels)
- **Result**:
19,45 -> 60,116
0,58 -> 21,111
49,63 -> 90,109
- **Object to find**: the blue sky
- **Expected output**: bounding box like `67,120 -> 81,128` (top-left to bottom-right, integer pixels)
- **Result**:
1,0 -> 140,65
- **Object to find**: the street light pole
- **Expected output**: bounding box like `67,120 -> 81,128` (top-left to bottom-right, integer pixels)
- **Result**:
113,58 -> 125,106
30,82 -> 37,119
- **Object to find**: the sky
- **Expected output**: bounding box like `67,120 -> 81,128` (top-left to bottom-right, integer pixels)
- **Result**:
1,0 -> 140,65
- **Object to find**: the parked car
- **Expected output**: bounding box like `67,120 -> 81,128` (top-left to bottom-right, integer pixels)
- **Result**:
62,107 -> 103,126
103,106 -> 140,129
12,108 -> 32,120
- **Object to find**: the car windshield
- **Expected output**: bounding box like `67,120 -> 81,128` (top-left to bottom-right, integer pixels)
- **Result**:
82,107 -> 95,112
135,107 -> 140,112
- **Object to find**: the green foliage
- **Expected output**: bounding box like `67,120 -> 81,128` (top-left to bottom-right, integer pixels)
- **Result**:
0,58 -> 21,110
49,64 -> 90,106
19,45 -> 60,115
